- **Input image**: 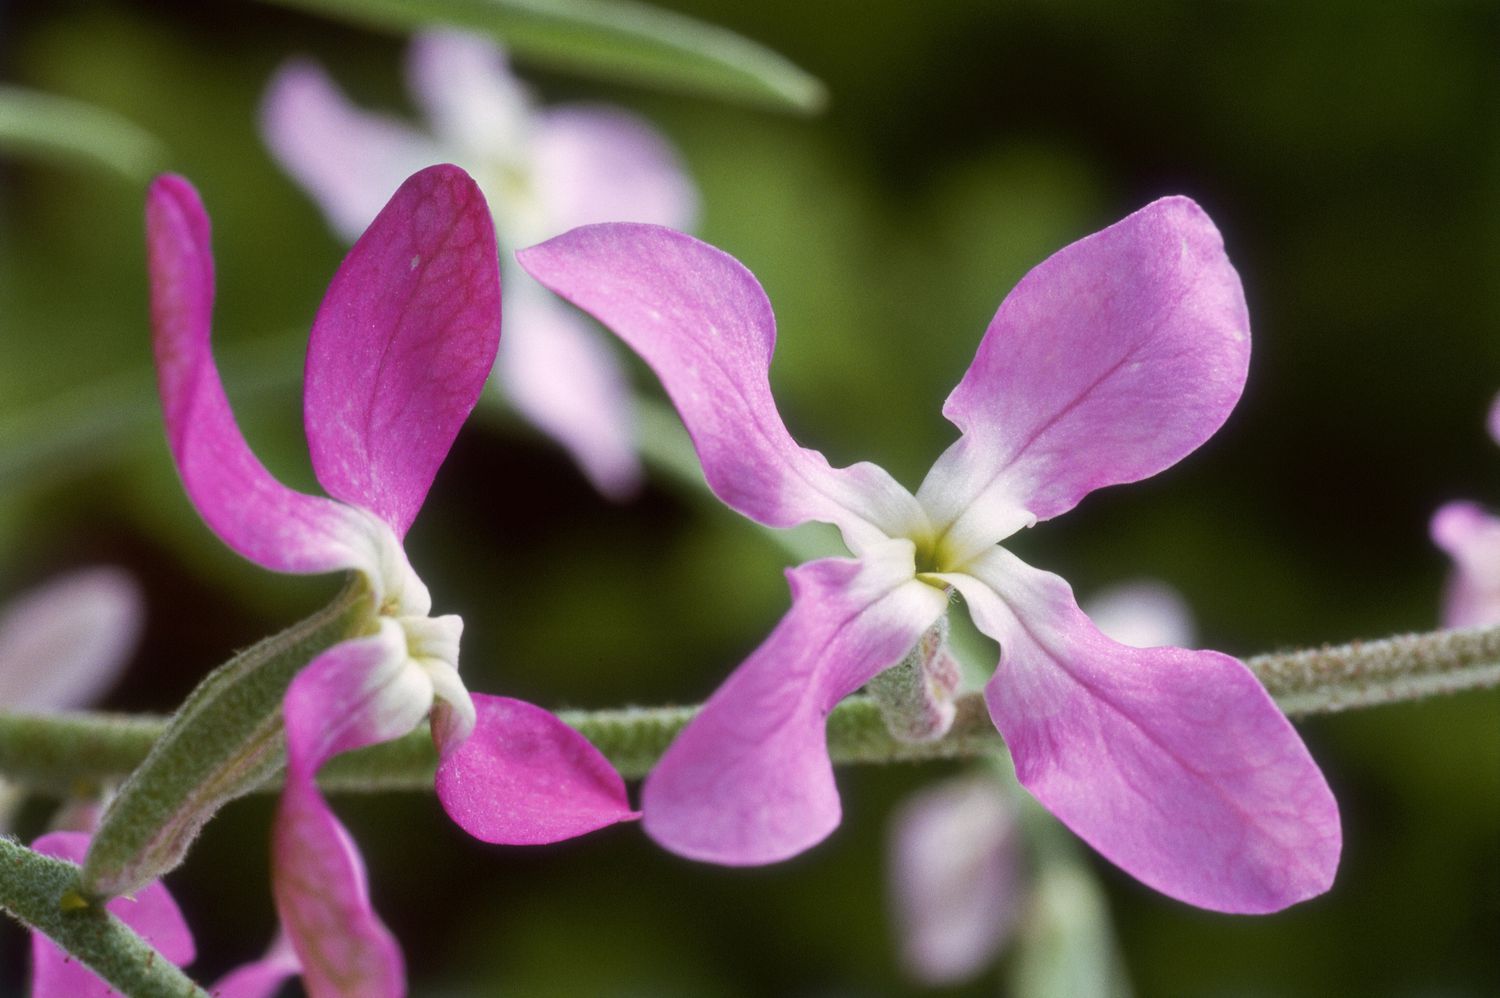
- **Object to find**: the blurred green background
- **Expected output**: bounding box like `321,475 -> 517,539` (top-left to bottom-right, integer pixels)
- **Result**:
2,1 -> 1498,994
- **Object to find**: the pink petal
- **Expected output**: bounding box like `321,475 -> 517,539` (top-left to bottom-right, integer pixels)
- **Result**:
888,776 -> 1022,985
1431,501 -> 1500,628
30,831 -> 194,997
497,285 -> 642,497
944,548 -> 1340,914
274,628 -> 431,998
303,164 -> 501,538
0,567 -> 143,710
262,60 -> 444,243
917,198 -> 1250,562
1488,391 -> 1500,445
212,932 -> 301,998
532,106 -> 697,233
518,224 -> 926,550
434,693 -> 638,843
148,175 -> 366,574
406,32 -> 532,160
1078,578 -> 1196,650
642,541 -> 948,864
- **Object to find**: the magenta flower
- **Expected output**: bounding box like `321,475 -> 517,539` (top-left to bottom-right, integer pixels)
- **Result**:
518,199 -> 1342,913
1431,393 -> 1500,628
262,30 -> 697,497
147,165 -> 635,996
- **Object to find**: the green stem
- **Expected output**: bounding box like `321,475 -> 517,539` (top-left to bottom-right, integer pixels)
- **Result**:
2,622 -> 1497,795
0,837 -> 209,997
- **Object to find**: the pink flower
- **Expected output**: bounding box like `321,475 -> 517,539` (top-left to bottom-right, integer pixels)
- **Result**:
1431,393 -> 1500,628
518,199 -> 1342,913
262,31 -> 697,498
147,166 -> 635,997
0,567 -> 143,712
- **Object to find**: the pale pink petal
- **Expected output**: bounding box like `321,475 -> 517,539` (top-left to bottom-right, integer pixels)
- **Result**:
533,106 -> 697,233
1079,579 -> 1196,650
30,831 -> 194,997
1488,392 -> 1500,445
303,164 -> 501,538
0,567 -> 142,710
497,284 -> 641,497
889,776 -> 1022,985
274,626 -> 431,998
262,60 -> 445,243
518,224 -> 927,550
406,32 -> 532,161
942,548 -> 1339,913
148,174 -> 366,575
1431,501 -> 1500,628
212,931 -> 301,998
642,540 -> 948,864
434,694 -> 637,843
917,198 -> 1250,562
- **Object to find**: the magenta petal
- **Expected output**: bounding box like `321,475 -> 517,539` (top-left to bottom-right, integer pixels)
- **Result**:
918,198 -> 1250,557
0,567 -> 143,711
533,106 -> 697,233
262,60 -> 443,244
642,542 -> 948,864
1431,501 -> 1500,628
212,932 -> 301,998
147,175 -> 365,574
303,164 -> 501,538
434,693 -> 637,843
947,549 -> 1340,913
518,225 -> 925,548
30,831 -> 194,997
498,286 -> 642,497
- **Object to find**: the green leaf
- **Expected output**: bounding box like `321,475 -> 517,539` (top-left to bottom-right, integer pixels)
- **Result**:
257,0 -> 826,113
0,85 -> 168,181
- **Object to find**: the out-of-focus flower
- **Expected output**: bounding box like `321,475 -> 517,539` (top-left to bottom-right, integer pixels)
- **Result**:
0,566 -> 142,711
262,31 -> 697,497
148,166 -> 635,997
520,199 -> 1341,913
1431,393 -> 1500,628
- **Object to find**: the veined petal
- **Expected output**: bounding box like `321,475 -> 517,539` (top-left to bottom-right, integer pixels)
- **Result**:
518,224 -> 926,550
275,626 -> 432,998
213,932 -> 302,998
0,567 -> 142,710
941,548 -> 1339,913
262,60 -> 445,244
303,164 -> 501,539
642,540 -> 948,864
30,831 -> 194,997
497,282 -> 642,498
435,694 -> 638,844
533,106 -> 698,234
888,775 -> 1022,986
918,198 -> 1250,562
148,174 -> 366,575
406,32 -> 533,163
1431,501 -> 1500,628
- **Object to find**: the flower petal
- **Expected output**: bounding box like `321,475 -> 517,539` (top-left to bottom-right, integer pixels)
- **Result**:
917,198 -> 1250,562
303,164 -> 501,538
1489,391 -> 1500,445
262,60 -> 445,244
642,540 -> 947,864
497,283 -> 642,497
942,548 -> 1339,913
0,567 -> 143,711
148,175 -> 368,575
212,932 -> 302,998
1431,501 -> 1500,628
518,224 -> 926,550
1078,578 -> 1196,650
888,775 -> 1022,985
532,105 -> 697,234
274,626 -> 432,998
406,31 -> 533,164
434,693 -> 638,843
30,831 -> 194,997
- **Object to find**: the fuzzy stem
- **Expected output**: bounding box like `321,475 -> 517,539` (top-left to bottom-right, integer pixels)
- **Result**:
1,622 -> 1496,794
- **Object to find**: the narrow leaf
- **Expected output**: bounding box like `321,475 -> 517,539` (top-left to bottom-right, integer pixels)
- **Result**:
0,85 -> 168,181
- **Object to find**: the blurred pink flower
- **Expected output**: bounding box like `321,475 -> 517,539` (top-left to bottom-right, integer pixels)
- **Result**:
519,199 -> 1341,913
1431,393 -> 1500,628
262,31 -> 697,497
148,166 -> 634,997
0,566 -> 142,712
